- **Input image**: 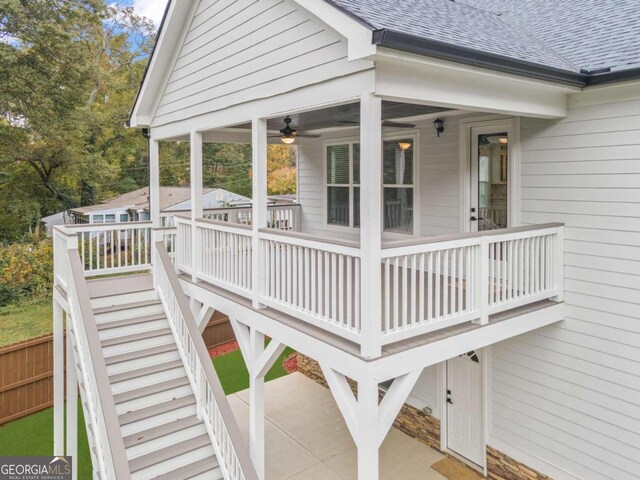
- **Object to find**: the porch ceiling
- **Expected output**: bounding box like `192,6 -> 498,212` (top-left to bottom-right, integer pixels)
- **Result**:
235,101 -> 451,133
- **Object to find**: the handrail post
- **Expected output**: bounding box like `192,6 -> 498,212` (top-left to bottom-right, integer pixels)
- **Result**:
474,237 -> 490,325
252,117 -> 268,309
553,225 -> 565,302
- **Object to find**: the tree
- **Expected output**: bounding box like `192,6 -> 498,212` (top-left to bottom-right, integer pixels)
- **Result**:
0,1 -> 155,240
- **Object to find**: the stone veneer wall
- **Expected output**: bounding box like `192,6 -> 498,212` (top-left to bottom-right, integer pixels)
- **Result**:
487,447 -> 553,480
296,353 -> 555,480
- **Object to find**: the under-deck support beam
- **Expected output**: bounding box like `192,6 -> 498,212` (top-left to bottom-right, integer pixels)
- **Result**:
319,363 -> 423,480
230,318 -> 285,480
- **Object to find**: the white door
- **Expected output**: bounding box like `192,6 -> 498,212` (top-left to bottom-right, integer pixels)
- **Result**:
470,125 -> 512,232
446,350 -> 484,466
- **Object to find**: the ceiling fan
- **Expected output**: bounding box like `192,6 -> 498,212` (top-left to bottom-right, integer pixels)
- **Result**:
268,116 -> 320,144
337,120 -> 416,129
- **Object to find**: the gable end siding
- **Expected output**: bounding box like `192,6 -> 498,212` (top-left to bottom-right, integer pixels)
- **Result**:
151,0 -> 371,126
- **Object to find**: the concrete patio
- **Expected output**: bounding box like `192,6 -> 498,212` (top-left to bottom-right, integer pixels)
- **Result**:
228,373 -> 448,480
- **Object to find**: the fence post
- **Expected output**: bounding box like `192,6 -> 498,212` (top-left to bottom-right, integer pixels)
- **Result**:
53,301 -> 65,457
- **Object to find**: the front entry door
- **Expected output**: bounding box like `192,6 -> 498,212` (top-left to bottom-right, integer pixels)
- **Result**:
446,351 -> 484,466
470,125 -> 511,232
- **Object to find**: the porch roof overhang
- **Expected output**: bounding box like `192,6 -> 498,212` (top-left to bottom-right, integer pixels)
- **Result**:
129,0 -> 640,129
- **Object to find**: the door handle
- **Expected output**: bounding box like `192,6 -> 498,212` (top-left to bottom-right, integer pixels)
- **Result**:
470,216 -> 484,221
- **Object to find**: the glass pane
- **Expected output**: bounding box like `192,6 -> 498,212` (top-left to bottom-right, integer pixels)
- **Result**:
120,214 -> 129,222
384,188 -> 413,233
353,187 -> 360,228
353,144 -> 360,185
327,145 -> 350,184
477,133 -> 508,231
105,214 -> 116,223
327,186 -> 350,226
93,215 -> 104,224
383,139 -> 414,185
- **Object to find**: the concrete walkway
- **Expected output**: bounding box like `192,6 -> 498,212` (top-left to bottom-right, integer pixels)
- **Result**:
228,373 -> 448,480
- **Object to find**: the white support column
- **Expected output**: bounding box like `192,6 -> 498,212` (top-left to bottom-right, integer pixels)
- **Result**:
66,322 -> 78,480
356,378 -> 380,480
149,139 -> 162,285
53,301 -> 64,457
359,94 -> 383,358
251,118 -> 268,309
190,130 -> 203,283
249,328 -> 266,480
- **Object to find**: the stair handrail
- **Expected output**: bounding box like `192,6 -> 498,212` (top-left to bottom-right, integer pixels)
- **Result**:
58,242 -> 132,479
154,241 -> 258,480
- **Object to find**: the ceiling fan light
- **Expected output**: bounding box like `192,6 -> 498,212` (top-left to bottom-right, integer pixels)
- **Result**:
499,137 -> 508,144
398,141 -> 412,150
280,136 -> 296,144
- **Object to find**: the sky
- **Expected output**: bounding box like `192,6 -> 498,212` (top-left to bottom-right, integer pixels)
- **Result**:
126,0 -> 169,26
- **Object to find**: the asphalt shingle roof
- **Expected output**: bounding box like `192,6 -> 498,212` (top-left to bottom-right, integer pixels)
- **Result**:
329,0 -> 640,74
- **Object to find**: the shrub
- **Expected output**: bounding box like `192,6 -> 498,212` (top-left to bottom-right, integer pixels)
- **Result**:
0,240 -> 53,305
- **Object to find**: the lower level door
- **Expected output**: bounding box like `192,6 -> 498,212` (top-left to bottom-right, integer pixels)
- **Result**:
446,350 -> 484,466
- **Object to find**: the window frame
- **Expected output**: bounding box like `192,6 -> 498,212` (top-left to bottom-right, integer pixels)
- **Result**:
323,132 -> 419,235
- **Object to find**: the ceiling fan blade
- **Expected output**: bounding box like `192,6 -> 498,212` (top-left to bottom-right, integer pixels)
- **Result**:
296,133 -> 321,138
382,120 -> 416,128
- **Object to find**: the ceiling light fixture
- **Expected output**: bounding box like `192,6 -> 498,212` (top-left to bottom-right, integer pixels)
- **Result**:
398,142 -> 412,151
280,116 -> 297,144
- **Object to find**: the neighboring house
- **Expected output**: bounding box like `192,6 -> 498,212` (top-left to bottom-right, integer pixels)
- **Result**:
51,2 -> 640,480
67,186 -> 250,224
41,211 -> 70,237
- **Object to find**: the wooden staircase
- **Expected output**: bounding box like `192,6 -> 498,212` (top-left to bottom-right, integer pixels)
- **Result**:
89,284 -> 223,480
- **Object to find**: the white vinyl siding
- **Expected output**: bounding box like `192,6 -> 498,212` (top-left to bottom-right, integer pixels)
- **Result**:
297,117 -> 465,241
152,0 -> 370,126
489,93 -> 640,480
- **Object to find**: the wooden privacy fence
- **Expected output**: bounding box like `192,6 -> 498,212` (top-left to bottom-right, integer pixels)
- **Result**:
0,333 -> 65,425
0,315 -> 234,425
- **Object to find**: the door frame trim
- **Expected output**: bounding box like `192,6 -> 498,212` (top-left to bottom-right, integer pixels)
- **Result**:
438,346 -> 492,475
459,115 -> 522,233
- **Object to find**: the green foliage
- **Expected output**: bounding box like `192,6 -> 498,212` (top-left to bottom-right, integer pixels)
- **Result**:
0,1 -> 155,242
0,240 -> 53,305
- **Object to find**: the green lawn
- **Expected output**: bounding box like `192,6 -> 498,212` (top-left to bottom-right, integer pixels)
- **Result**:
0,343 -> 294,474
0,297 -> 53,347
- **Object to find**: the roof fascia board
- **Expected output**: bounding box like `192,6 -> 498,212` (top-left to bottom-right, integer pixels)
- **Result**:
375,48 -> 579,94
129,0 -> 194,127
291,0 -> 377,60
373,29 -> 586,87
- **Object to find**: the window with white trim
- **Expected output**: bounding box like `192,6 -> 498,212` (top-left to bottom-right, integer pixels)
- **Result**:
325,137 -> 415,234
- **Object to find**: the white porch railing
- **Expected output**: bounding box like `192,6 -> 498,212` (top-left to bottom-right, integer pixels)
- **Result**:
380,223 -> 564,344
176,220 -> 564,352
53,227 -> 131,480
259,229 -> 362,342
163,203 -> 301,231
154,241 -> 258,480
63,222 -> 153,276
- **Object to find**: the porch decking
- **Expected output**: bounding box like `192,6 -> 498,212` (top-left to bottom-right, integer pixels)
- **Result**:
228,373 -> 448,480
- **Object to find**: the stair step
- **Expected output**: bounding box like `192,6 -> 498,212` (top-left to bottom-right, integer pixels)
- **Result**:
129,433 -> 211,473
121,404 -> 197,437
131,445 -> 215,480
88,273 -> 153,299
123,416 -> 201,449
99,319 -> 169,342
107,350 -> 181,377
115,377 -> 190,405
153,456 -> 221,480
102,334 -> 175,359
100,327 -> 172,347
117,385 -> 193,417
95,303 -> 165,324
110,359 -> 184,384
127,423 -> 207,460
112,367 -> 186,396
94,299 -> 161,315
96,313 -> 165,331
105,344 -> 177,366
91,289 -> 157,309
119,396 -> 196,427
